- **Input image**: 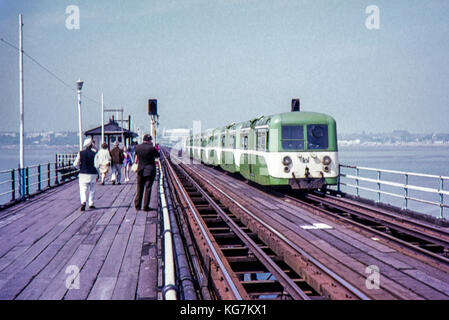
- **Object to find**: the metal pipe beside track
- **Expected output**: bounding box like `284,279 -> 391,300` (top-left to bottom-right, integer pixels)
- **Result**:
162,152 -> 243,300
161,160 -> 198,300
159,160 -> 177,300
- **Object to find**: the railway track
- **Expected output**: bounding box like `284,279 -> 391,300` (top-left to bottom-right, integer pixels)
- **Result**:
288,191 -> 449,267
162,150 -> 370,300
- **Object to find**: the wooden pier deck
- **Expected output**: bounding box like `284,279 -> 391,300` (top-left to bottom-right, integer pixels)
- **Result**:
0,173 -> 159,300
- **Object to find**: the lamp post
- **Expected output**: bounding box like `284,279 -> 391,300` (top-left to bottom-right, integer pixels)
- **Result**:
77,79 -> 84,151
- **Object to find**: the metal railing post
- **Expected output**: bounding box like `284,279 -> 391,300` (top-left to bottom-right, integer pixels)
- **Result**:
19,166 -> 25,201
54,163 -> 59,185
377,170 -> 381,203
47,163 -> 51,188
11,169 -> 15,202
439,177 -> 444,219
25,167 -> 29,196
356,168 -> 360,197
403,174 -> 409,211
337,165 -> 341,193
38,164 -> 41,191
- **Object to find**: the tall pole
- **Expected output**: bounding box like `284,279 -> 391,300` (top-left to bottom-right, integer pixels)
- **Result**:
101,93 -> 104,144
121,109 -> 124,147
77,79 -> 84,151
150,116 -> 154,143
19,14 -> 25,200
154,115 -> 159,145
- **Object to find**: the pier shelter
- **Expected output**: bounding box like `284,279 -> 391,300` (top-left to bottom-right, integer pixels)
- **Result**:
84,119 -> 138,149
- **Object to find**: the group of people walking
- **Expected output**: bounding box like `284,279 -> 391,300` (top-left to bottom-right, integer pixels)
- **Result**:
95,141 -> 134,185
74,135 -> 159,212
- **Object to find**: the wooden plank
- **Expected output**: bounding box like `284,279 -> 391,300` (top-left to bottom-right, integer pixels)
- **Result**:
112,224 -> 146,299
250,196 -> 280,210
0,196 -> 81,258
137,245 -> 158,300
63,225 -> 120,300
0,242 -> 64,300
65,185 -> 137,300
0,177 -> 117,263
402,269 -> 449,297
16,210 -> 105,299
86,277 -> 117,300
137,182 -> 159,300
283,230 -> 421,300
40,182 -> 136,300
38,244 -> 96,300
3,207 -> 101,298
0,182 -> 82,239
0,169 -> 155,301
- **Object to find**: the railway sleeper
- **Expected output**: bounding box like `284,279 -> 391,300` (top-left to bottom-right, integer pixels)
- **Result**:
173,160 -> 360,300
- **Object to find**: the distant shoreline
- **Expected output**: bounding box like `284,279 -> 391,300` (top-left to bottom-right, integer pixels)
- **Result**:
1,143 -> 448,150
0,144 -> 78,150
339,142 -> 449,148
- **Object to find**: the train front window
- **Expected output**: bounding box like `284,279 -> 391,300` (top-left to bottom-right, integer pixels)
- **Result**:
307,125 -> 328,149
281,125 -> 304,150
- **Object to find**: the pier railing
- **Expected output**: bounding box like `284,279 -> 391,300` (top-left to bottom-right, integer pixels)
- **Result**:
337,164 -> 449,219
0,153 -> 79,208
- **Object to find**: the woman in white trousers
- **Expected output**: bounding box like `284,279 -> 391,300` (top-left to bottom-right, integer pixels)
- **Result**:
94,143 -> 111,185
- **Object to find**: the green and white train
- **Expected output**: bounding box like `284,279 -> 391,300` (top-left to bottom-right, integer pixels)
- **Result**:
184,101 -> 339,190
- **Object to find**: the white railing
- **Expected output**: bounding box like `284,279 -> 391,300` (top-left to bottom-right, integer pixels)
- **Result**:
337,165 -> 449,219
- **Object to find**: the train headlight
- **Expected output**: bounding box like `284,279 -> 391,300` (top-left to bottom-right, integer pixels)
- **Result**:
282,156 -> 292,166
322,156 -> 332,166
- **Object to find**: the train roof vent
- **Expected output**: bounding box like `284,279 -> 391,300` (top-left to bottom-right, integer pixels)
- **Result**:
292,99 -> 300,112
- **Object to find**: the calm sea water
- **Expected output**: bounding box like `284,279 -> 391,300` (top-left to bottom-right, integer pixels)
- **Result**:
338,145 -> 449,219
0,145 -> 79,171
0,145 -> 78,206
338,145 -> 449,177
1,144 -> 448,218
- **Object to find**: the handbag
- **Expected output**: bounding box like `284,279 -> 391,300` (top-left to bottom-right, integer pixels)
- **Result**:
131,163 -> 139,173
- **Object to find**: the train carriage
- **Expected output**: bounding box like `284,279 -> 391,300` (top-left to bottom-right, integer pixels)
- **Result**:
185,100 -> 339,190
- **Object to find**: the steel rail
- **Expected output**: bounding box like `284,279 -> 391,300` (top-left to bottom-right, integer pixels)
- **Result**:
301,193 -> 449,263
314,192 -> 449,238
176,162 -> 311,300
289,193 -> 449,266
185,165 -> 371,300
163,152 -> 244,300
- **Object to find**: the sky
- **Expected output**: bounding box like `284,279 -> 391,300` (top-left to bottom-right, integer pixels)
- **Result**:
0,0 -> 448,135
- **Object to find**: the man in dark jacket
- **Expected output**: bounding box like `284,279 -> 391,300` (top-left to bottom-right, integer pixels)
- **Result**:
110,141 -> 124,185
134,134 -> 160,211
